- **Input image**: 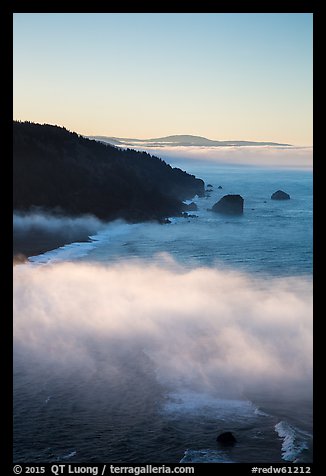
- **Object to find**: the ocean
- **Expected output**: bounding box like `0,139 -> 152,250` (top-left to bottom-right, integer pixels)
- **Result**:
13,163 -> 313,464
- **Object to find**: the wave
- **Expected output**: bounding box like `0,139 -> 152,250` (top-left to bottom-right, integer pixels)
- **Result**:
29,241 -> 99,264
180,449 -> 234,463
55,450 -> 77,461
275,421 -> 312,462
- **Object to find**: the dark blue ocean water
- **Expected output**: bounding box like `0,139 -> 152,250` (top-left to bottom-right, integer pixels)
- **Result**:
13,164 -> 313,464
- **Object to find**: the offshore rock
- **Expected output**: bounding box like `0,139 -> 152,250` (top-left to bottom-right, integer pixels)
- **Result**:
212,194 -> 244,215
185,202 -> 198,211
216,432 -> 237,446
271,190 -> 290,200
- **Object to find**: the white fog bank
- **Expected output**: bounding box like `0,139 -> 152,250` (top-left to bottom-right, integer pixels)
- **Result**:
14,259 -> 312,400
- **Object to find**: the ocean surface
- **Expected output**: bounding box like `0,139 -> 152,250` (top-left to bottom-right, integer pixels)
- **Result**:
13,164 -> 313,464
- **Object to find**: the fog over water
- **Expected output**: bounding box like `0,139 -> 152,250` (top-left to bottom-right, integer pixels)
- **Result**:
93,142 -> 313,169
14,260 -> 312,398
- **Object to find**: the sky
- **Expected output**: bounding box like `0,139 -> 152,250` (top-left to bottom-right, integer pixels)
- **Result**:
13,13 -> 313,146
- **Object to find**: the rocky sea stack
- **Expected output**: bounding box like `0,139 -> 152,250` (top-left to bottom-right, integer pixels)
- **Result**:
216,431 -> 237,446
212,194 -> 244,215
271,190 -> 290,200
184,202 -> 198,211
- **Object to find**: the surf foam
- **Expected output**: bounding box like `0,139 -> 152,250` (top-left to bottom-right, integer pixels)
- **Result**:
275,421 -> 311,462
180,449 -> 234,463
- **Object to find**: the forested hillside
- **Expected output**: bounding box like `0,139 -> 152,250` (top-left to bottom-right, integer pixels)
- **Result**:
13,121 -> 205,221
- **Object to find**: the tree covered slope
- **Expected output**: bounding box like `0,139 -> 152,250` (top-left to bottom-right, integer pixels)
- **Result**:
13,121 -> 205,221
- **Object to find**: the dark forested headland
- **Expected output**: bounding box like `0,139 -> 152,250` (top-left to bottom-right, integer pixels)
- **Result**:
13,121 -> 205,222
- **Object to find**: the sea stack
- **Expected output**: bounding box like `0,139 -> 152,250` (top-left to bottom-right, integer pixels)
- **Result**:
212,194 -> 244,215
271,190 -> 290,200
185,202 -> 198,211
216,431 -> 237,446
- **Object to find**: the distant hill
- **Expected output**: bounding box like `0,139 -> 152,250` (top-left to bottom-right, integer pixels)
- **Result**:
13,122 -> 205,222
88,134 -> 292,148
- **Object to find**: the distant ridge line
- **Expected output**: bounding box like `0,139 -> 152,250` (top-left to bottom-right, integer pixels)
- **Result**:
87,134 -> 292,148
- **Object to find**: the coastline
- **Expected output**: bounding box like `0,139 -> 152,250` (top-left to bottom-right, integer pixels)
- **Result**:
13,213 -> 174,263
13,230 -> 91,262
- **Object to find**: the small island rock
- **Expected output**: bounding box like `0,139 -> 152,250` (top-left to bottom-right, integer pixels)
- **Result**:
218,185 -> 223,189
216,432 -> 237,446
212,194 -> 244,215
271,190 -> 290,200
186,202 -> 198,211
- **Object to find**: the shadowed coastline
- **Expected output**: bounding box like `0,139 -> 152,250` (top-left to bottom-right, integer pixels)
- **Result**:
13,229 -> 91,261
13,121 -> 205,222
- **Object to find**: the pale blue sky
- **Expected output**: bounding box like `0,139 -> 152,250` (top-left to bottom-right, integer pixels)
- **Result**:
13,13 -> 313,145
